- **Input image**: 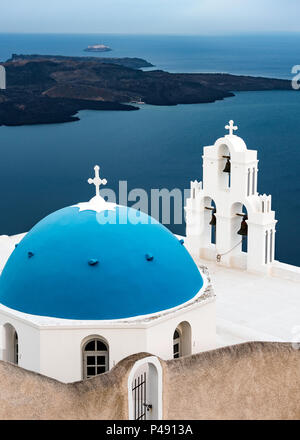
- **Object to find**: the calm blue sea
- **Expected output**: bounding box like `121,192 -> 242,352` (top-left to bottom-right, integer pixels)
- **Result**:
0,33 -> 299,265
1,33 -> 300,78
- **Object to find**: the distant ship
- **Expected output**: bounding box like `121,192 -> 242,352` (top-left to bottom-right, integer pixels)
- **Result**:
84,44 -> 112,53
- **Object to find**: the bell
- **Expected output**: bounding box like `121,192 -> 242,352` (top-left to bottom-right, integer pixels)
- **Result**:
209,209 -> 217,226
223,158 -> 231,173
237,215 -> 248,236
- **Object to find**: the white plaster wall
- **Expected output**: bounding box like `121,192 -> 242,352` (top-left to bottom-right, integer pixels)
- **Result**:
0,313 -> 40,373
39,326 -> 148,382
146,299 -> 216,360
272,261 -> 300,282
36,299 -> 215,383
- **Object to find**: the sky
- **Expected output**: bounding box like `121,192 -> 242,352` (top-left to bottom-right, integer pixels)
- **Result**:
0,0 -> 300,35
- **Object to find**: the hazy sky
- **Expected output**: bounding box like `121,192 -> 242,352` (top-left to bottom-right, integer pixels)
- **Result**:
1,0 -> 299,34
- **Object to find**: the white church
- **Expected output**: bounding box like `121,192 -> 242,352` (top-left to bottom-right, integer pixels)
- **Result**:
0,120 -> 299,384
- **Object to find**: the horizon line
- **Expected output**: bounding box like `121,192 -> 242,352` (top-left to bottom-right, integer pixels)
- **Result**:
1,31 -> 300,37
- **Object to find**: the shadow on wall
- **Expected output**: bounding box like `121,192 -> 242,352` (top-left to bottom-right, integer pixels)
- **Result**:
0,342 -> 299,420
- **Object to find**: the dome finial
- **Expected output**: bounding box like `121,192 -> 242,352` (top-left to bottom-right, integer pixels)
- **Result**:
88,165 -> 107,197
225,120 -> 238,136
75,165 -> 116,213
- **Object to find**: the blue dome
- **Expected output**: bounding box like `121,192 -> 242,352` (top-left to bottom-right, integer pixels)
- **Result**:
0,205 -> 203,320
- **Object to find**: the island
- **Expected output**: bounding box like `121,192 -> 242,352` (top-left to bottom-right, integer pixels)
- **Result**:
7,54 -> 154,69
84,44 -> 112,52
0,53 -> 294,126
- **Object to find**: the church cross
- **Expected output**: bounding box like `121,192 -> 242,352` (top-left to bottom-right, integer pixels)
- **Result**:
225,120 -> 238,136
88,165 -> 107,197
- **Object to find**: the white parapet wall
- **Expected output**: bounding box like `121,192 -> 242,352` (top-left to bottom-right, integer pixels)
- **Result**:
272,261 -> 300,282
180,234 -> 300,284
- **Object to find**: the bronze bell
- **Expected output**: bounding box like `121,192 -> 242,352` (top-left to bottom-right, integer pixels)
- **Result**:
237,215 -> 248,236
223,158 -> 231,173
209,209 -> 217,226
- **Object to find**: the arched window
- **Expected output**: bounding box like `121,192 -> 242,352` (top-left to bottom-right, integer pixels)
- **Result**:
82,337 -> 109,379
173,329 -> 181,358
173,322 -> 192,358
3,324 -> 18,365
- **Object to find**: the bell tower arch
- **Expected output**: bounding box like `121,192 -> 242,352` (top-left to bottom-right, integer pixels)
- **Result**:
185,121 -> 277,275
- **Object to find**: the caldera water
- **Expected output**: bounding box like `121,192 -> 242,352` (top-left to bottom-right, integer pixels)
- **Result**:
0,33 -> 299,265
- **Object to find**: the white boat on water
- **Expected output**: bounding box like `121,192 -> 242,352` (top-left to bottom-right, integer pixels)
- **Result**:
84,44 -> 112,52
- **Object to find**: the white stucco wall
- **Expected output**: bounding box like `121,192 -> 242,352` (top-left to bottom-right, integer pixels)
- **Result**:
0,313 -> 40,373
146,299 -> 216,360
39,326 -> 148,382
38,297 -> 215,383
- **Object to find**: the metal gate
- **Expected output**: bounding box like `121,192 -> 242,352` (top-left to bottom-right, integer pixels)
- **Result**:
132,371 -> 147,420
129,357 -> 162,420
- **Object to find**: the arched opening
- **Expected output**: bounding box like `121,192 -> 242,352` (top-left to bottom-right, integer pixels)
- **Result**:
204,197 -> 217,245
82,336 -> 109,379
231,202 -> 248,253
218,144 -> 231,190
173,321 -> 192,358
173,329 -> 181,358
128,356 -> 163,420
2,323 -> 18,365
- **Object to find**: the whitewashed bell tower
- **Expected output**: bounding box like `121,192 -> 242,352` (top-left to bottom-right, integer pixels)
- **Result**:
185,121 -> 277,275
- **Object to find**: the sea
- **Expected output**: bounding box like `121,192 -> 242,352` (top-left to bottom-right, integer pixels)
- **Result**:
0,33 -> 299,266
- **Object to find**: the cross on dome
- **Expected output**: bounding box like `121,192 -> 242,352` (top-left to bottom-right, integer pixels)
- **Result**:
88,165 -> 107,197
75,165 -> 116,213
225,120 -> 238,136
